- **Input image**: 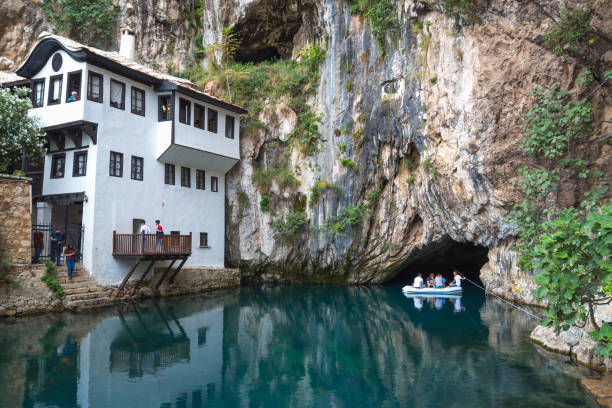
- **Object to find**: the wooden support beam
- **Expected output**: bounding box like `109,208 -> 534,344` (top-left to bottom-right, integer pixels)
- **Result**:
114,258 -> 141,297
154,258 -> 176,289
130,259 -> 156,296
168,257 -> 188,284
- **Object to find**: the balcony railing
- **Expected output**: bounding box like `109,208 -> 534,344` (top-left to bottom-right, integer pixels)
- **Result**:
112,232 -> 192,257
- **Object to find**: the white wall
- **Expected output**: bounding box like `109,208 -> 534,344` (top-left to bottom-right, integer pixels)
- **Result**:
173,92 -> 240,160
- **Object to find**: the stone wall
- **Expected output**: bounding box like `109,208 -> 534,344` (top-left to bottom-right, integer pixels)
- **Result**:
143,266 -> 241,297
0,264 -> 62,316
0,175 -> 32,265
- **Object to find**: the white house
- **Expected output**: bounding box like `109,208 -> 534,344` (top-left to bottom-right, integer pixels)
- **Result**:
13,32 -> 247,285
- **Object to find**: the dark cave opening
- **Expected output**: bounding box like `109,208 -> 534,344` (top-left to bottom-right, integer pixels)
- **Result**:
389,239 -> 489,286
234,46 -> 282,64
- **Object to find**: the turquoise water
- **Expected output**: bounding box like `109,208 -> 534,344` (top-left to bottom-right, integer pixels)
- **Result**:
0,285 -> 598,407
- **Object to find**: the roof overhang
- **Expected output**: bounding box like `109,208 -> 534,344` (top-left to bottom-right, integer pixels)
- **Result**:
157,80 -> 248,114
44,120 -> 98,145
158,144 -> 239,173
35,192 -> 87,205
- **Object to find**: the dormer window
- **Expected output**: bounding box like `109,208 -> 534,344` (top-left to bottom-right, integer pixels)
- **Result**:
179,98 -> 191,125
66,71 -> 81,102
48,75 -> 62,105
110,79 -> 125,110
131,87 -> 145,116
87,71 -> 103,103
31,79 -> 45,108
158,95 -> 171,121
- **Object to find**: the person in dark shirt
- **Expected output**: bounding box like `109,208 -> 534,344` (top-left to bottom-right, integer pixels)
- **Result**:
64,244 -> 76,279
32,230 -> 44,263
50,229 -> 64,266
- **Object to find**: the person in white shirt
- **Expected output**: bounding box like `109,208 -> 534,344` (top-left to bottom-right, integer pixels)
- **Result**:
450,270 -> 465,287
139,220 -> 151,234
412,273 -> 424,288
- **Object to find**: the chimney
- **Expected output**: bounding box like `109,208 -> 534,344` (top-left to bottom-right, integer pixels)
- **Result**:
119,27 -> 136,61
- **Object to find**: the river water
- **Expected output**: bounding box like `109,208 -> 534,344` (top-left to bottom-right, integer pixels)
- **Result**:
0,285 -> 599,407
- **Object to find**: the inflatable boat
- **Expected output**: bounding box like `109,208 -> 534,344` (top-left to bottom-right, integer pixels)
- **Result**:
402,285 -> 462,295
402,292 -> 462,300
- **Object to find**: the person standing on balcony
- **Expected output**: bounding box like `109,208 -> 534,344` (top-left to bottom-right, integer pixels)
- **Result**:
154,220 -> 164,251
139,220 -> 150,253
139,220 -> 151,234
32,230 -> 44,263
50,229 -> 64,266
64,244 -> 76,279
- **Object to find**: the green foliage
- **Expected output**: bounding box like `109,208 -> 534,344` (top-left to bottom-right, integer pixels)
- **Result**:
428,76 -> 438,84
320,189 -> 380,238
340,158 -> 358,172
238,191 -> 251,209
590,323 -> 612,358
299,43 -> 327,73
38,0 -> 119,45
338,141 -> 347,154
512,167 -> 560,199
288,105 -> 322,156
271,211 -> 308,242
200,26 -> 240,64
345,79 -> 351,92
420,156 -> 438,178
310,180 -> 341,206
41,261 -> 65,297
260,194 -> 271,212
531,203 -> 612,335
347,0 -> 399,49
443,0 -> 473,17
253,162 -> 299,191
0,88 -> 45,167
406,175 -> 415,184
544,7 -> 590,55
523,84 -> 593,159
560,157 -> 589,179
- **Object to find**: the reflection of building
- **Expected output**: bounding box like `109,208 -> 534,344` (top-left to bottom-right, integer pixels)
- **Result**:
76,302 -> 224,408
110,304 -> 190,377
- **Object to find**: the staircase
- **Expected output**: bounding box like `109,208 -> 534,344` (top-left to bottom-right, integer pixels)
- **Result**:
56,264 -> 116,310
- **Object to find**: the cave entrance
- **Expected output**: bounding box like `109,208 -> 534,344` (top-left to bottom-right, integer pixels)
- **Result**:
389,239 -> 489,286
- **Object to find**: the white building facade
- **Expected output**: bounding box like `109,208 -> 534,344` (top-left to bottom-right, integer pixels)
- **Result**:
15,33 -> 246,284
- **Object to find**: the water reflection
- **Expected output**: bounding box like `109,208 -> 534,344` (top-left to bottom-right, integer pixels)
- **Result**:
0,286 -> 598,408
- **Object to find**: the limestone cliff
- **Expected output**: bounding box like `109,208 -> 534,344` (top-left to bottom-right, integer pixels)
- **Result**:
1,0 -> 610,303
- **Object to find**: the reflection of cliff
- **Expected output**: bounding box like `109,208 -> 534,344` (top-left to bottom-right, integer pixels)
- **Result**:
221,286 -> 591,407
110,304 -> 190,377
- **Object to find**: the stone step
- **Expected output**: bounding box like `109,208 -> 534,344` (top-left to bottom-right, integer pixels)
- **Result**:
66,297 -> 116,310
57,276 -> 93,284
63,284 -> 103,295
65,290 -> 112,301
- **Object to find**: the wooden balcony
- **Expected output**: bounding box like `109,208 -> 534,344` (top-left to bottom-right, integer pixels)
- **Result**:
112,232 -> 192,258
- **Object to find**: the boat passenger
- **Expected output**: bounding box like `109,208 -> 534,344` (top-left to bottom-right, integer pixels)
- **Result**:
434,274 -> 444,288
449,270 -> 465,287
412,273 -> 424,288
425,273 -> 435,287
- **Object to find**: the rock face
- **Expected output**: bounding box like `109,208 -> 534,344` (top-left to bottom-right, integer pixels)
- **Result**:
0,175 -> 32,265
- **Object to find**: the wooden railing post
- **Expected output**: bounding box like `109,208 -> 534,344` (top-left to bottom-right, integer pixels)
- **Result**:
141,231 -> 145,254
189,232 -> 192,254
113,230 -> 116,254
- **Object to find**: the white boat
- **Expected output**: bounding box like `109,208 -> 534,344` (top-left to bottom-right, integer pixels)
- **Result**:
402,285 -> 462,295
402,293 -> 462,300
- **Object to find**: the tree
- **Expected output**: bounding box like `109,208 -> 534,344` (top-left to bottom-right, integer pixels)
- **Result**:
0,87 -> 45,169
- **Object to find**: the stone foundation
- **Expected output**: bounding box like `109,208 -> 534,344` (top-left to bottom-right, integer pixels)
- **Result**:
0,175 -> 31,265
143,266 -> 241,297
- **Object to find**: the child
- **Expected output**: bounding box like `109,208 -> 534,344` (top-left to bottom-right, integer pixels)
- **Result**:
154,219 -> 164,251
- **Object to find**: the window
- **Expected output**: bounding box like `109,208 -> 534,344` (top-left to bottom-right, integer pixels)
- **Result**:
131,156 -> 143,180
164,163 -> 175,185
87,71 -> 103,102
31,79 -> 45,108
48,74 -> 62,105
73,151 -> 87,177
225,115 -> 235,139
207,109 -> 218,133
170,231 -> 180,235
211,176 -> 218,192
179,98 -> 191,124
109,151 -> 123,177
196,169 -> 205,190
66,70 -> 81,102
198,327 -> 207,345
194,104 -> 205,129
131,87 -> 145,116
199,232 -> 208,247
181,166 -> 191,188
158,95 -> 172,121
109,79 -> 125,110
50,154 -> 65,178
